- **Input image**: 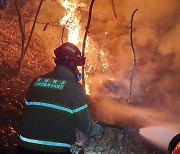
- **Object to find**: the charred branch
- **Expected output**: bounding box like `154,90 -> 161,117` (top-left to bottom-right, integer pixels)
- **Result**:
82,0 -> 95,88
129,9 -> 138,101
15,0 -> 25,74
16,0 -> 44,75
61,20 -> 69,44
23,0 -> 43,59
0,14 -> 60,27
111,0 -> 117,18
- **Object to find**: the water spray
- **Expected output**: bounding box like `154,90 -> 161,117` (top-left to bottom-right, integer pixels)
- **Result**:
139,124 -> 180,152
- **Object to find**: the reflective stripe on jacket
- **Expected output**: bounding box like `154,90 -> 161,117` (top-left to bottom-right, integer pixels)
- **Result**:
19,65 -> 91,152
25,100 -> 88,114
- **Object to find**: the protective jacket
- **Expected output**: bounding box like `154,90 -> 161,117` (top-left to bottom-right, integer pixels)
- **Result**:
19,65 -> 92,152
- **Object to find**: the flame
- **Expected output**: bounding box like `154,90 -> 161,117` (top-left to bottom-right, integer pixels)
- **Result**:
59,0 -> 110,95
59,0 -> 80,45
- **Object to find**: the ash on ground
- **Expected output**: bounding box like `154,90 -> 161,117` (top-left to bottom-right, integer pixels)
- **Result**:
71,127 -> 164,154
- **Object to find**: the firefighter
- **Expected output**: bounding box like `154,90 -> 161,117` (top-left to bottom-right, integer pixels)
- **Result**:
168,133 -> 180,154
18,42 -> 104,154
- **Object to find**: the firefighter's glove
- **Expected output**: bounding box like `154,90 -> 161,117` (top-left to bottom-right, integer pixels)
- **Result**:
89,122 -> 104,141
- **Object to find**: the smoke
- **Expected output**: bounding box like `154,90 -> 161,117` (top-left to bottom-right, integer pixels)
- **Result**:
87,0 -> 180,121
84,0 -> 180,148
89,97 -> 177,128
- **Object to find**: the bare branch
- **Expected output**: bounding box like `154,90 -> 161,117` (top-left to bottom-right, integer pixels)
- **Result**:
122,10 -> 138,146
22,18 -> 60,26
16,0 -> 44,75
15,0 -> 25,68
0,14 -> 61,26
122,9 -> 138,148
23,0 -> 43,56
111,0 -> 117,18
61,26 -> 65,44
61,20 -> 69,44
129,9 -> 138,101
43,23 -> 49,31
82,0 -> 95,89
